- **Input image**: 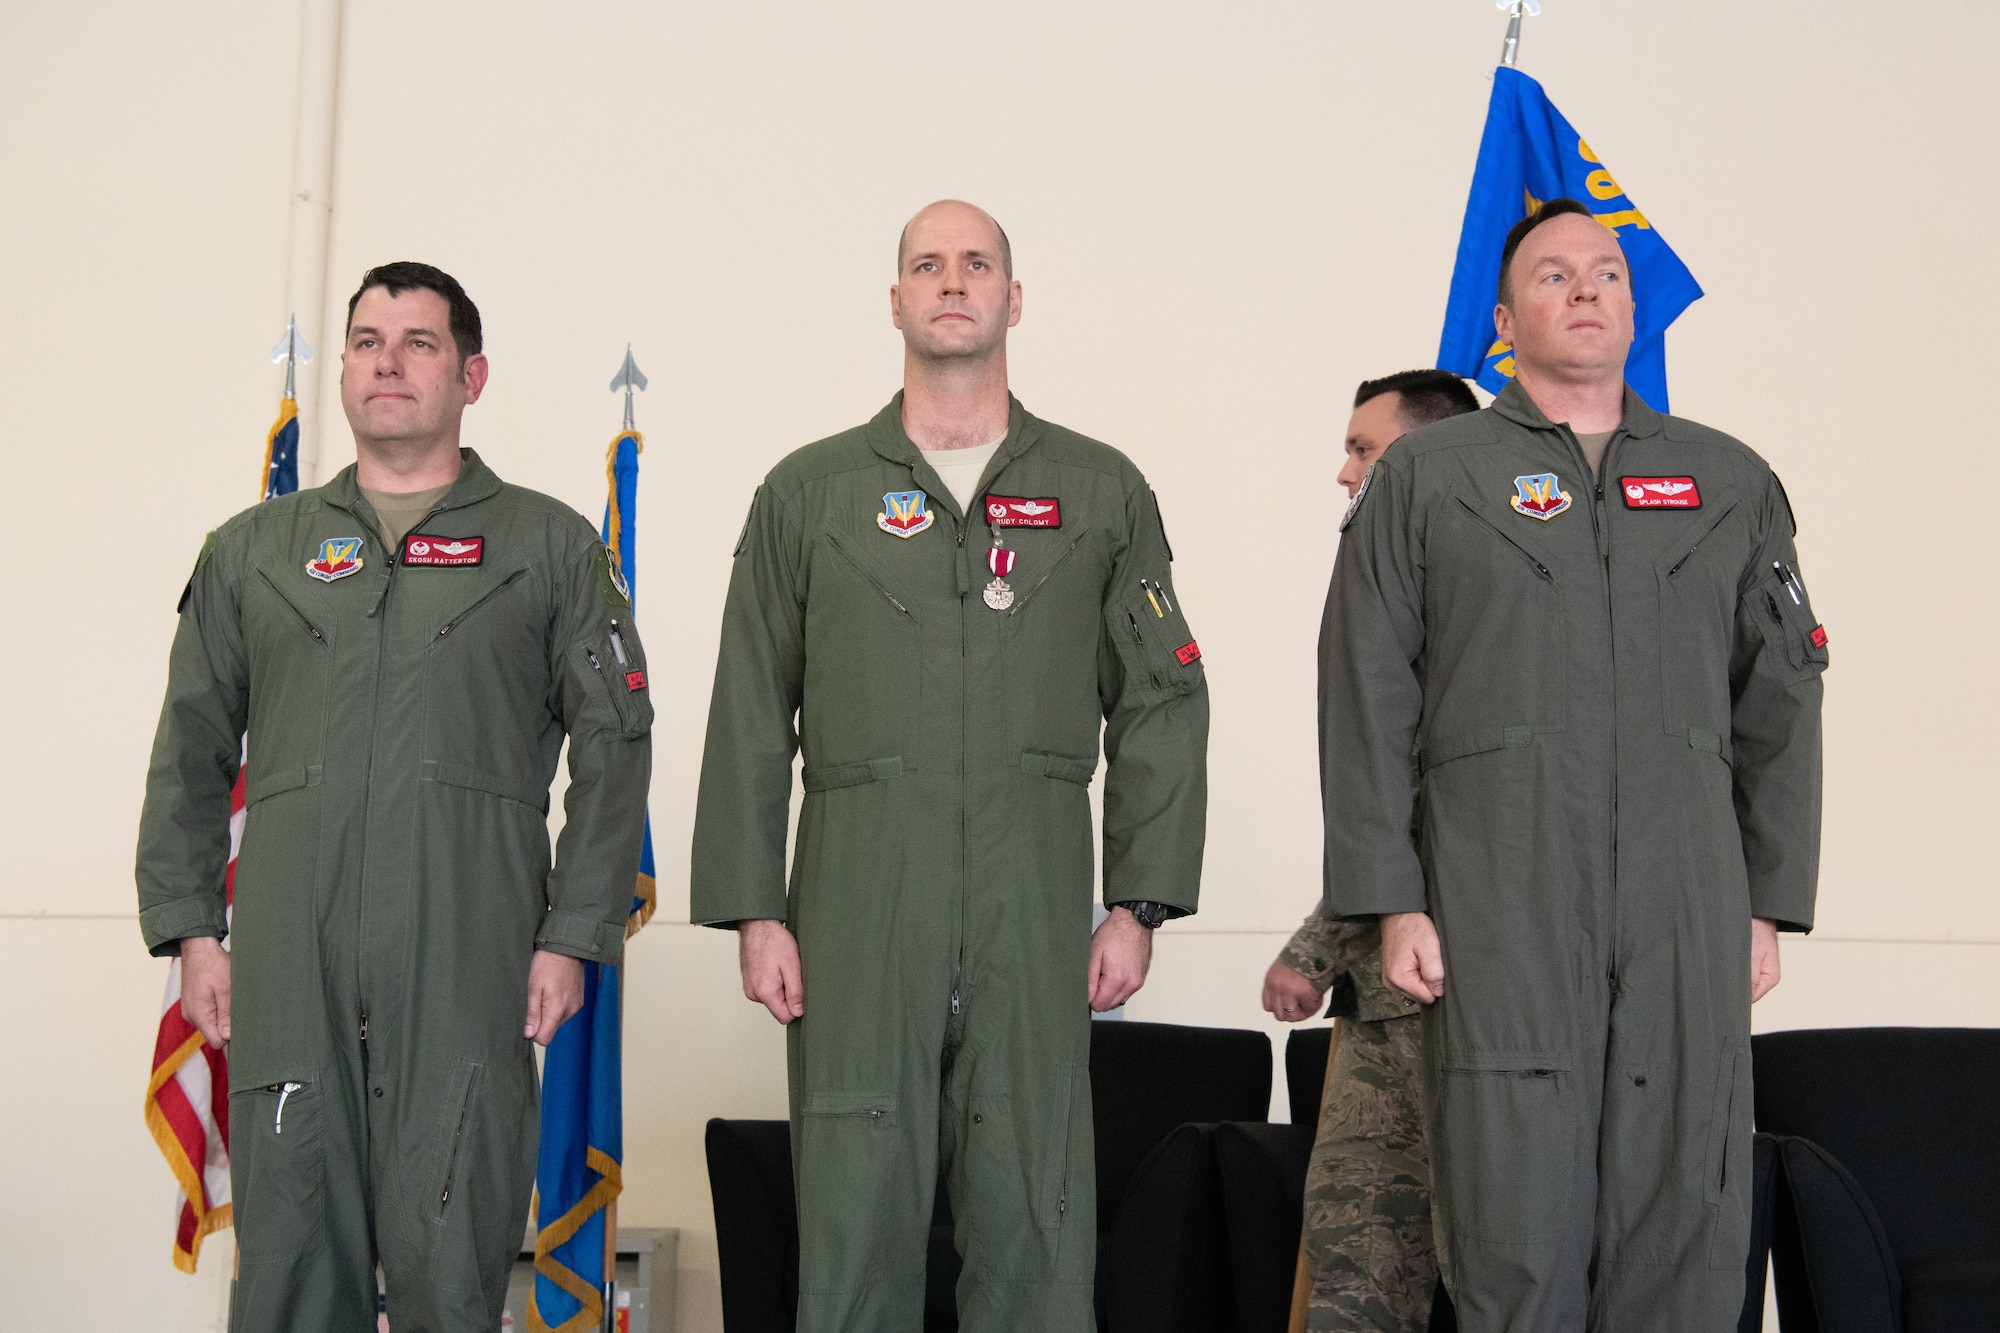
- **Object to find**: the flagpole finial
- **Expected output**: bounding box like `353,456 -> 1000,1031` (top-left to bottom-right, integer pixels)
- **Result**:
609,344 -> 649,431
269,314 -> 316,400
1497,0 -> 1541,67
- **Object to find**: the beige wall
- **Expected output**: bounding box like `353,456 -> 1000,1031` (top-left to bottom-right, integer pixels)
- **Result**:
4,2 -> 1995,1328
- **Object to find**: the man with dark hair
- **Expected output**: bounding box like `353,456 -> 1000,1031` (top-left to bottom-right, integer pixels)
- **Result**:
693,200 -> 1208,1331
137,262 -> 652,1331
1323,198 -> 1827,1329
1263,368 -> 1477,1333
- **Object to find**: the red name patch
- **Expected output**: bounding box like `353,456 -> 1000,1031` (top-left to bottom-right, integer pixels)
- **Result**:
1175,641 -> 1202,666
1618,476 -> 1702,510
983,495 -> 1063,528
402,534 -> 484,566
625,670 -> 648,692
1810,626 -> 1828,649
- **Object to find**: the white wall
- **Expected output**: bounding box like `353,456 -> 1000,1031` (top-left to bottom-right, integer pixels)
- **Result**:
4,2 -> 1996,1328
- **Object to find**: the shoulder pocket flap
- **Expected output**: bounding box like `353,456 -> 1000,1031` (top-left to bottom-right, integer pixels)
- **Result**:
422,759 -> 550,813
1419,725 -> 1534,773
1021,751 -> 1096,786
802,1091 -> 899,1118
245,763 -> 322,806
801,755 -> 905,792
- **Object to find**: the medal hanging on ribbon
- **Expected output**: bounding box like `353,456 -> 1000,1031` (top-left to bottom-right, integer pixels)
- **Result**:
983,536 -> 1016,610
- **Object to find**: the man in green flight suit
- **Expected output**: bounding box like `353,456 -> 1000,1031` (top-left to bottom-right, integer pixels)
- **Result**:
1264,368 -> 1480,1333
136,262 -> 652,1332
1322,200 -> 1827,1331
691,200 -> 1210,1332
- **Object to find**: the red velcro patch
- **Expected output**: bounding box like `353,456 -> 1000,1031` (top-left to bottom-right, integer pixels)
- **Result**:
402,534 -> 484,566
1175,641 -> 1201,666
1618,477 -> 1701,510
1810,626 -> 1828,649
983,495 -> 1062,528
625,671 -> 648,691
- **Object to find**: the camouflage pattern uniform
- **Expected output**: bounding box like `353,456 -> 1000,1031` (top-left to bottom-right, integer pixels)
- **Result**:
1279,911 -> 1434,1333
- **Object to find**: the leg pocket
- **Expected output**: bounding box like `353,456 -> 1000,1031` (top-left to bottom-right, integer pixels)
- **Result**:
229,1079 -> 327,1262
1704,1049 -> 1753,1270
1435,1064 -> 1574,1244
796,1091 -> 901,1293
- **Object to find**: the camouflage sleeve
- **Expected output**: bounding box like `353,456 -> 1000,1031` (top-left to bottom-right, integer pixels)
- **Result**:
1278,912 -> 1347,992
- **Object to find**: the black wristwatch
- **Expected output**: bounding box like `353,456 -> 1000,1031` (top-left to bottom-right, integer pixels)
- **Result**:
1113,900 -> 1175,930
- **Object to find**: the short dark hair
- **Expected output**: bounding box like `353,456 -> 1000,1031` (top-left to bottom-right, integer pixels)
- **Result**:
345,261 -> 483,360
1355,369 -> 1480,429
1497,197 -> 1596,308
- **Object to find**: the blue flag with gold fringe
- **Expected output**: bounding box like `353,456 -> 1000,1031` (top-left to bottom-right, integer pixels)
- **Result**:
530,427 -> 655,1333
1437,66 -> 1702,411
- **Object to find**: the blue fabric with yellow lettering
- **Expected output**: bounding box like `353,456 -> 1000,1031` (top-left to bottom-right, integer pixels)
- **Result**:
529,428 -> 653,1333
1437,66 -> 1702,412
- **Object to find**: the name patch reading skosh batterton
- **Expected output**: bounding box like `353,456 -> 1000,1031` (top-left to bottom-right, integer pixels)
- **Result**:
402,535 -> 484,567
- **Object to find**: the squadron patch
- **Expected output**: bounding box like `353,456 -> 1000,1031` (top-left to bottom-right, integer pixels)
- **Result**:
878,490 -> 935,539
1175,641 -> 1202,666
1619,476 -> 1702,510
1339,464 -> 1376,533
1510,473 -> 1572,521
625,670 -> 648,692
306,537 -> 365,583
598,544 -> 632,608
402,534 -> 484,566
984,495 -> 1062,528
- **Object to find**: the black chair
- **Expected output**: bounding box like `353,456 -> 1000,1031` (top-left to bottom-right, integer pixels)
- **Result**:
706,1019 -> 1274,1333
1213,1121 -> 1317,1332
1754,1027 -> 2000,1332
1284,1024 -> 1335,1129
1101,1123 -> 1232,1333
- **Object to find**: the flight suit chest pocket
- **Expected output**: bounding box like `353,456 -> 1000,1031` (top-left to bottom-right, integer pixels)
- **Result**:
251,568 -> 335,655
1112,573 -> 1203,696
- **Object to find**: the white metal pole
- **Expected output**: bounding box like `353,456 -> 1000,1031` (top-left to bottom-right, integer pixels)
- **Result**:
285,0 -> 345,488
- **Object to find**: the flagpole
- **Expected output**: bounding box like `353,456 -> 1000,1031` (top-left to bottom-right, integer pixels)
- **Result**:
1497,0 -> 1540,67
601,344 -> 647,1333
285,0 -> 344,488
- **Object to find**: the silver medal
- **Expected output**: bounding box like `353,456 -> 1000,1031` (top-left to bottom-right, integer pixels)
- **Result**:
983,578 -> 1014,610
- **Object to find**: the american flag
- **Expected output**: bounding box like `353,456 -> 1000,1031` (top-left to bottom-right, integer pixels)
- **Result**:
143,392 -> 299,1271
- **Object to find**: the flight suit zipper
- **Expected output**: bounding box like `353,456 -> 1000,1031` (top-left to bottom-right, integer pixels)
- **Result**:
351,500 -> 448,1054
1560,426 -> 1622,986
256,571 -> 331,644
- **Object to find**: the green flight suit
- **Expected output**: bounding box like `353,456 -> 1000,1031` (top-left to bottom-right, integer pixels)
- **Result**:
136,449 -> 652,1333
691,395 -> 1208,1332
1321,383 -> 1826,1332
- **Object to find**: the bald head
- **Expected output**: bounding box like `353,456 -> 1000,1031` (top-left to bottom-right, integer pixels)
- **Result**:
898,200 -> 1012,279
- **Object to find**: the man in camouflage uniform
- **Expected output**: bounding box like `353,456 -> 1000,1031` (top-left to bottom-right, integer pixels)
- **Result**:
1263,370 -> 1479,1333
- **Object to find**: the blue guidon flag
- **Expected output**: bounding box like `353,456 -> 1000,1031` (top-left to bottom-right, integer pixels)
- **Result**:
1437,66 -> 1703,412
529,426 -> 656,1333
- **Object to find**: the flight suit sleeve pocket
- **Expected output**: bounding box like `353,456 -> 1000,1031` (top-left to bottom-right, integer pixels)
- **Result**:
1021,751 -> 1096,786
569,636 -> 654,740
1110,581 -> 1204,697
1747,570 -> 1828,679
